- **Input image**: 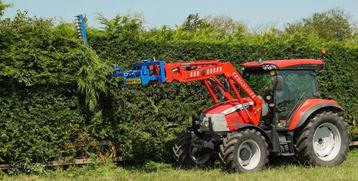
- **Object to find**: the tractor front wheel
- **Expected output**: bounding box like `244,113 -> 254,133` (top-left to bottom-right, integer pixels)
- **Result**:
172,130 -> 216,168
220,129 -> 269,172
295,111 -> 349,166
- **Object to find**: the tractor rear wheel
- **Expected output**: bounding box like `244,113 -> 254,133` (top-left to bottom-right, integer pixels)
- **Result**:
220,129 -> 268,172
295,111 -> 349,166
172,130 -> 216,168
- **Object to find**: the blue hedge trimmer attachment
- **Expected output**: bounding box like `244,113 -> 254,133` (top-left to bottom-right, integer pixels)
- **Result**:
74,14 -> 88,47
108,60 -> 166,86
74,14 -> 166,86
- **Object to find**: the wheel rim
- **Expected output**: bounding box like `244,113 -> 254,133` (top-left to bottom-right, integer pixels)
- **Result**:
189,144 -> 210,164
237,139 -> 261,170
313,122 -> 341,161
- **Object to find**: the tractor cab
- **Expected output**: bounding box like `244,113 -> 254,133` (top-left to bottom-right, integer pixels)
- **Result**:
241,59 -> 324,129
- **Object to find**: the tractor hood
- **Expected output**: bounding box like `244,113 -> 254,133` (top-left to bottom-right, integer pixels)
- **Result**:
198,99 -> 255,132
202,100 -> 254,115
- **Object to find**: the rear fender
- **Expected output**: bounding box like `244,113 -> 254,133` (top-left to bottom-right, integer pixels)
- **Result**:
288,98 -> 343,131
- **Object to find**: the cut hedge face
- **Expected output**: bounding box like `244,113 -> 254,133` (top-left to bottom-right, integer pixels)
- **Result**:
0,12 -> 108,172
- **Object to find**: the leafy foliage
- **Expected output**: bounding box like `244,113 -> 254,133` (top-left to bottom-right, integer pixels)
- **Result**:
0,12 -> 108,172
0,0 -> 10,17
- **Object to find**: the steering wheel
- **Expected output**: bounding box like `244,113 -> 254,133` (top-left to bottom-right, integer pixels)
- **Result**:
276,100 -> 290,112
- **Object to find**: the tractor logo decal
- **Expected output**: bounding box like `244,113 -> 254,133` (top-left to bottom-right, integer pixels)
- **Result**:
221,101 -> 254,115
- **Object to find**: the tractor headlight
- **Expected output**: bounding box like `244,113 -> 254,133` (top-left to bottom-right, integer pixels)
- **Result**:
199,115 -> 210,130
202,118 -> 209,128
199,114 -> 228,132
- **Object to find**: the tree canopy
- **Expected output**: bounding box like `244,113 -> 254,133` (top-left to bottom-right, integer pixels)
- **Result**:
286,9 -> 353,41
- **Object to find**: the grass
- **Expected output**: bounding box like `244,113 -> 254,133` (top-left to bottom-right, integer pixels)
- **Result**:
2,149 -> 358,181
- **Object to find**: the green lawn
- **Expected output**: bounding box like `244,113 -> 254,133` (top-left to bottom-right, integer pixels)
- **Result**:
2,149 -> 358,181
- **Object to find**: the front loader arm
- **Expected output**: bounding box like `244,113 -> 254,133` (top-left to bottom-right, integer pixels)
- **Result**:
109,59 -> 263,125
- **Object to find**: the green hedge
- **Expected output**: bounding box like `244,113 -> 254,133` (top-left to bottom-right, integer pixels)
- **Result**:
1,12 -> 358,172
0,13 -> 108,172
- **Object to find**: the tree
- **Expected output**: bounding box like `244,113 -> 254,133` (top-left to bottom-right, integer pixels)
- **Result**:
178,14 -> 247,41
285,9 -> 353,41
180,13 -> 208,32
206,15 -> 247,39
97,13 -> 143,40
0,0 -> 10,16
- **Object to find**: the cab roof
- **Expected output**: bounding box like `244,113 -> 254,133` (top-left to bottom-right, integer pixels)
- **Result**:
240,59 -> 324,70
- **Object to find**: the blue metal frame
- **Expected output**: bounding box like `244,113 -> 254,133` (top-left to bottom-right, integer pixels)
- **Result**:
75,14 -> 88,47
109,60 -> 166,86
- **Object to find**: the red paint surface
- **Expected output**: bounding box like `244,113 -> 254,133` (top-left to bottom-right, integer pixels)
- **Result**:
288,98 -> 340,130
241,59 -> 324,69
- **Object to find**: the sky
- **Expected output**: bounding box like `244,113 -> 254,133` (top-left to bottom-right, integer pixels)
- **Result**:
3,0 -> 358,30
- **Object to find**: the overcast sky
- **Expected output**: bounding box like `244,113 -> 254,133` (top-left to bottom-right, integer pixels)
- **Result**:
3,0 -> 358,30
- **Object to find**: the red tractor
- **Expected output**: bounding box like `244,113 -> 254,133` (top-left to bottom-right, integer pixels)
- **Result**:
110,58 -> 349,172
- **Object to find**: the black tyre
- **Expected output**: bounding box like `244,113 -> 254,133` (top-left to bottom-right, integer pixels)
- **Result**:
295,111 -> 349,166
220,129 -> 269,172
172,130 -> 216,168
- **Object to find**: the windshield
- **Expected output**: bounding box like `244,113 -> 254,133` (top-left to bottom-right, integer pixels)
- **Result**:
244,70 -> 275,97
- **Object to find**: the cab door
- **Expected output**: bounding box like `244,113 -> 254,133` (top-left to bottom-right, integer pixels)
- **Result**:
274,70 -> 318,128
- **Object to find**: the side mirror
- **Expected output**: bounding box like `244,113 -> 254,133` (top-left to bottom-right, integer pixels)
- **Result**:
273,76 -> 283,91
